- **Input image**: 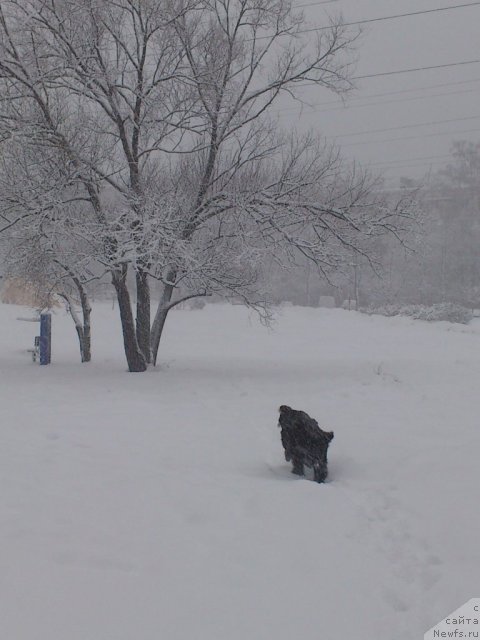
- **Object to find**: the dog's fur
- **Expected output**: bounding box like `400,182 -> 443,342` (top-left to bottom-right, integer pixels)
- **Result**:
278,405 -> 334,483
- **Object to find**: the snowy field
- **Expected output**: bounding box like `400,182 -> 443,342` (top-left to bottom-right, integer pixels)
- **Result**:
1,301 -> 479,639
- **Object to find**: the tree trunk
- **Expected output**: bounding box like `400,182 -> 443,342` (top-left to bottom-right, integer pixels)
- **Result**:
61,289 -> 91,363
112,267 -> 147,372
78,310 -> 91,364
77,278 -> 91,363
74,325 -> 89,362
136,270 -> 151,364
151,277 -> 175,366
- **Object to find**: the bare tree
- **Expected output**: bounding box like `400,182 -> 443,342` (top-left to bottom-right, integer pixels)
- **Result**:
0,0 -> 418,371
0,141 -> 96,360
148,132 -> 419,363
0,0 -> 193,370
147,0 -> 359,362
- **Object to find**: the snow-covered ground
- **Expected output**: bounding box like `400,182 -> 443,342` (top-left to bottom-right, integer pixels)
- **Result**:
1,301 -> 478,639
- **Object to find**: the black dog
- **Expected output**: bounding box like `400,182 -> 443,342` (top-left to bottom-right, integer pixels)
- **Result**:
278,405 -> 334,483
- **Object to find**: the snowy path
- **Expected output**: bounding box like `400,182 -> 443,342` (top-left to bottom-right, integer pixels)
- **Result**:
0,303 -> 478,639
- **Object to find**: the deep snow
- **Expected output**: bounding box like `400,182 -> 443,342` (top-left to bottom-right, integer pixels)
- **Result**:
0,301 -> 479,639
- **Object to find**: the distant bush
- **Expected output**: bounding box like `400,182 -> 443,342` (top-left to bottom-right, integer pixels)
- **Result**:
360,302 -> 473,324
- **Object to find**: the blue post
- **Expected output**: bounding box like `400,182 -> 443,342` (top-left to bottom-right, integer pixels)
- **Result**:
39,313 -> 51,365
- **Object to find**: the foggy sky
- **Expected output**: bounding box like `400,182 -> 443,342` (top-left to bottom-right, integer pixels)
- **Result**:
276,0 -> 480,185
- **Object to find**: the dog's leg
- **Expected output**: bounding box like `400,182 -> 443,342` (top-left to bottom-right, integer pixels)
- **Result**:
291,456 -> 304,476
313,461 -> 327,483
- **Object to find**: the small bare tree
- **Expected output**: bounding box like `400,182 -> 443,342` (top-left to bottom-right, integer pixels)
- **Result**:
0,136 -> 96,361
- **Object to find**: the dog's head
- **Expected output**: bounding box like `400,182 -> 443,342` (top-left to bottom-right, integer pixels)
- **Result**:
278,406 -> 334,442
278,405 -> 293,427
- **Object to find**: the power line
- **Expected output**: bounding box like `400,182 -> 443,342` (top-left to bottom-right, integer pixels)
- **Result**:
298,2 -> 480,34
334,87 -> 480,113
294,0 -> 421,8
255,1 -> 480,41
368,153 -> 453,167
353,59 -> 480,81
339,77 -> 480,102
277,3 -> 480,171
342,127 -> 480,147
294,0 -> 337,6
330,114 -> 480,140
297,60 -> 480,89
275,77 -> 480,114
277,85 -> 480,116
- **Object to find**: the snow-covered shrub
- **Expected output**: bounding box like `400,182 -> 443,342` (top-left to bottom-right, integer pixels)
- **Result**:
360,303 -> 402,317
361,303 -> 473,324
411,303 -> 473,324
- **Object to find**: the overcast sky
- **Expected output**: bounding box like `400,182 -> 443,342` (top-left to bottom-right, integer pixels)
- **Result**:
276,0 -> 480,185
